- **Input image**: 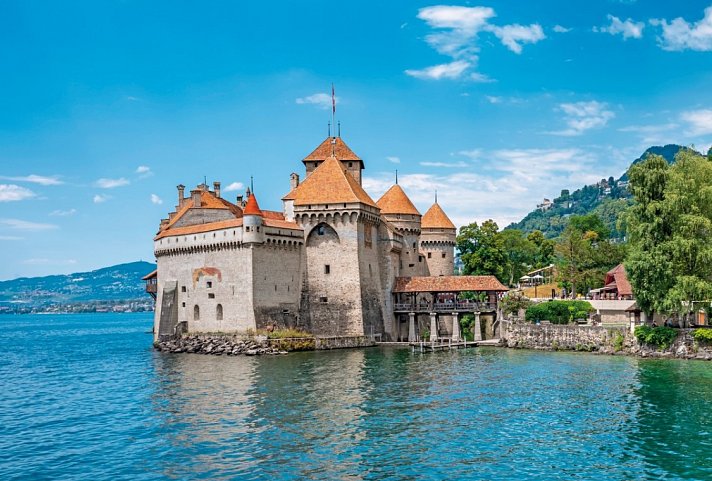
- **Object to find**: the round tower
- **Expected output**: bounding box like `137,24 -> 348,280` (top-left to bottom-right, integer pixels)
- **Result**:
376,184 -> 423,277
242,193 -> 265,245
420,200 -> 456,276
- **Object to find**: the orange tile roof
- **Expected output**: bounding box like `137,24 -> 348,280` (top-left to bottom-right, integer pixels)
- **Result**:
243,193 -> 262,215
264,218 -> 301,229
376,184 -> 421,216
422,202 -> 456,230
155,218 -> 243,240
262,210 -> 286,220
304,137 -> 362,163
281,188 -> 297,201
393,276 -> 509,293
162,190 -> 242,231
289,155 -> 378,207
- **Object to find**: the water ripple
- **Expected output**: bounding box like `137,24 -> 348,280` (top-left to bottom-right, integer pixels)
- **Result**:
1,314 -> 711,480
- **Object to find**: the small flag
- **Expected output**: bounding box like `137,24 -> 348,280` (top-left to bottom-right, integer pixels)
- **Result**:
331,83 -> 336,114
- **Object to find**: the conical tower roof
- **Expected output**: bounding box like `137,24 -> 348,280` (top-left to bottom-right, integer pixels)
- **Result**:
376,185 -> 421,216
243,193 -> 262,216
304,137 -> 362,163
288,155 -> 377,207
422,202 -> 455,229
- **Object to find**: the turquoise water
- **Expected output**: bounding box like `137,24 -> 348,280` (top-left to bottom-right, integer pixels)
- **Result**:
1,313 -> 711,480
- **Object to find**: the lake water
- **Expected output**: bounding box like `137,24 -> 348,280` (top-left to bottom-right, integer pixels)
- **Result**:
1,313 -> 711,480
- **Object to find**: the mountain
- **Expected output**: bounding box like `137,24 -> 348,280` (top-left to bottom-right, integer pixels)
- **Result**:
0,261 -> 156,308
507,144 -> 693,239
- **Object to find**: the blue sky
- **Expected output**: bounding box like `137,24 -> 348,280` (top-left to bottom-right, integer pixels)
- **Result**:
1,0 -> 712,279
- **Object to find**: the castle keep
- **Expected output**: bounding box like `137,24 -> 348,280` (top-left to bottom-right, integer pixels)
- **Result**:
149,135 -> 507,342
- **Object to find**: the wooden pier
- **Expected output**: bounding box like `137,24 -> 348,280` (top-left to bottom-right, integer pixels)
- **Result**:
408,338 -> 501,353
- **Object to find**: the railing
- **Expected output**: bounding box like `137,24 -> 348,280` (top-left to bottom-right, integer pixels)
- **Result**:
394,302 -> 498,312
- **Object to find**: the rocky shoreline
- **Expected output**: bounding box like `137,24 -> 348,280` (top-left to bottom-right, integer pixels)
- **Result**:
154,335 -> 288,356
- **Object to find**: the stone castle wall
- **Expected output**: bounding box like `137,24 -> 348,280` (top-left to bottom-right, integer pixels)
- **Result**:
300,217 -> 365,336
155,244 -> 254,336
251,243 -> 303,330
421,232 -> 455,276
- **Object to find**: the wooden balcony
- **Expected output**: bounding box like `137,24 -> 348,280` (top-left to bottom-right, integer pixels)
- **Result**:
394,302 -> 498,313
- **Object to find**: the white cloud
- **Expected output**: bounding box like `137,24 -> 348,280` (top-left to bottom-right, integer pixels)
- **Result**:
680,109 -> 712,136
0,174 -> 63,185
485,95 -> 502,104
150,194 -> 163,205
296,93 -> 337,110
49,209 -> 77,217
364,148 -> 605,228
650,6 -> 712,51
407,5 -> 545,80
553,25 -> 571,33
94,178 -> 129,189
386,156 -> 401,164
457,149 -> 482,160
0,218 -> 58,231
420,161 -> 468,168
405,60 -> 471,80
0,235 -> 23,241
549,101 -> 615,136
93,194 -> 110,203
223,182 -> 244,192
0,184 -> 36,202
136,166 -> 153,178
488,24 -> 546,54
595,15 -> 644,39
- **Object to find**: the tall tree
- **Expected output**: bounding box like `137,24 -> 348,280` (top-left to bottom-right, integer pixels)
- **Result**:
498,229 -> 536,286
456,220 -> 505,280
625,154 -> 674,315
527,230 -> 555,267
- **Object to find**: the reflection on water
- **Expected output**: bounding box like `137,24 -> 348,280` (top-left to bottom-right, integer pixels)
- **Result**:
1,313 -> 711,481
630,360 -> 712,480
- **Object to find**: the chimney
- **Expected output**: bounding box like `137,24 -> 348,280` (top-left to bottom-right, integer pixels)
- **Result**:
177,184 -> 185,207
290,173 -> 300,190
191,189 -> 201,207
236,194 -> 243,207
213,181 -> 221,198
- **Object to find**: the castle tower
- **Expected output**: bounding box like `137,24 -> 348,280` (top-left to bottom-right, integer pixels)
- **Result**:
284,150 -> 383,337
242,192 -> 265,245
302,136 -> 364,184
421,200 -> 456,276
376,184 -> 425,277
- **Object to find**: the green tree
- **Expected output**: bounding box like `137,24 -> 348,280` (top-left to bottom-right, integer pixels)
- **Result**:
556,214 -> 625,297
624,154 -> 674,316
662,150 -> 712,314
456,220 -> 505,280
527,230 -> 555,268
498,229 -> 536,286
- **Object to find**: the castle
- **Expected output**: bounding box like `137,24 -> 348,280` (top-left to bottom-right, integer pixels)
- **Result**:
148,134 -> 507,342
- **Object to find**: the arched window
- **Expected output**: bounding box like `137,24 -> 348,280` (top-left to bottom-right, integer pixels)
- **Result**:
216,304 -> 223,321
193,305 -> 200,321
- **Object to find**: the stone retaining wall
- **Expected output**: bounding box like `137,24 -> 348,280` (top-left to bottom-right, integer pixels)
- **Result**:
154,334 -> 375,355
503,322 -> 712,360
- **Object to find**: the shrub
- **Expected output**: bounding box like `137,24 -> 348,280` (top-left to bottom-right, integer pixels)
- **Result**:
634,325 -> 678,350
525,300 -> 594,324
692,329 -> 712,344
613,332 -> 625,352
500,290 -> 533,317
